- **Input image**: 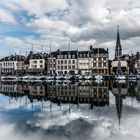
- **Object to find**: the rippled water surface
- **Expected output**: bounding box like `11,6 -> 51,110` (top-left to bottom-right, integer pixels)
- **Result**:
0,80 -> 140,140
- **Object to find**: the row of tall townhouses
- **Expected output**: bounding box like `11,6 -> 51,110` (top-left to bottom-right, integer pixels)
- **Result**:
0,51 -> 47,75
0,55 -> 26,75
0,47 -> 139,76
56,50 -> 78,75
47,46 -> 109,76
78,47 -> 109,75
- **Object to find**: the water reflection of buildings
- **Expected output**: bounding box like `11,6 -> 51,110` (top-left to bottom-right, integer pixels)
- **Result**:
0,81 -> 110,108
0,81 -> 25,97
47,81 -> 110,109
0,81 -> 139,110
110,81 -> 140,127
27,83 -> 46,103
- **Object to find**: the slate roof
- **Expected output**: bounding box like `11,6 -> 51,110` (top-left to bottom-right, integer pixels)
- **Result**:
0,55 -> 26,61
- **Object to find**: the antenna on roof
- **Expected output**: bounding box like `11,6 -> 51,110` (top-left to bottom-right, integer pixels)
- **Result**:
41,45 -> 43,53
25,51 -> 28,57
19,50 -> 21,55
50,45 -> 52,53
68,42 -> 70,51
31,43 -> 33,52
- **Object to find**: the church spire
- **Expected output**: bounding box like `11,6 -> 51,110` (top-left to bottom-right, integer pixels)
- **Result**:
115,26 -> 122,58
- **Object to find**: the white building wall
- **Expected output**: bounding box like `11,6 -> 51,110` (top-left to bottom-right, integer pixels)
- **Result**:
78,58 -> 93,75
29,59 -> 45,69
56,59 -> 78,75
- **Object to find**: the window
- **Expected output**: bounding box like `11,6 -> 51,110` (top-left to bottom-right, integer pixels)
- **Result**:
72,65 -> 75,69
40,60 -> 43,63
83,54 -> 86,57
34,60 -> 37,63
57,55 -> 60,59
72,55 -> 75,59
61,60 -> 63,64
58,60 -> 60,64
72,60 -> 75,64
68,55 -> 71,59
64,55 -> 67,59
104,63 -> 106,67
65,66 -> 67,69
99,58 -> 102,61
61,55 -> 63,59
40,65 -> 43,68
65,60 -> 67,64
68,60 -> 71,64
98,63 -> 102,67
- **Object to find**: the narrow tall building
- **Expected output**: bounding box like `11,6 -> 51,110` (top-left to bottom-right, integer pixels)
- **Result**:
115,26 -> 122,58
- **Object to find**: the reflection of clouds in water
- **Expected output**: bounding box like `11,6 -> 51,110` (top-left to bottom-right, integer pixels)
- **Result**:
0,96 -> 140,140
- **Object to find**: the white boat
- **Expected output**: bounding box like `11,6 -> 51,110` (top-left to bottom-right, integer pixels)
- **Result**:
115,75 -> 126,80
127,75 -> 137,80
1,76 -> 18,81
56,75 -> 65,80
95,79 -> 103,84
95,75 -> 103,80
137,74 -> 140,80
65,74 -> 73,80
116,80 -> 126,83
78,75 -> 84,80
84,75 -> 93,80
22,75 -> 36,80
47,75 -> 55,81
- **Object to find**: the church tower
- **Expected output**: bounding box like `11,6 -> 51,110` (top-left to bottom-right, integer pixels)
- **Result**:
115,26 -> 122,58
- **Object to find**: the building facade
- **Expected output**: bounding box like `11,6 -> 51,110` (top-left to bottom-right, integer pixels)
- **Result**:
47,52 -> 57,75
78,47 -> 109,76
0,54 -> 26,75
56,50 -> 78,75
27,51 -> 46,75
78,51 -> 93,75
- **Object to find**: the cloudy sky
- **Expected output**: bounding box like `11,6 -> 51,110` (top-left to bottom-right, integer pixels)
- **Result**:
0,0 -> 140,59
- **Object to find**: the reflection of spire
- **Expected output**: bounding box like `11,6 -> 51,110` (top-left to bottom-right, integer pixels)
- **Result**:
115,83 -> 123,129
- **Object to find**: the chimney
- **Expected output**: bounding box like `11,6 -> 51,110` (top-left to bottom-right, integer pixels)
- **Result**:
90,45 -> 92,51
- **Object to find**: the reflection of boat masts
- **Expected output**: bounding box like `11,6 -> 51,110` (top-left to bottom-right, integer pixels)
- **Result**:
9,97 -> 11,104
25,96 -> 28,107
50,101 -> 52,112
69,102 -> 71,114
77,88 -> 79,109
19,97 -> 21,108
41,100 -> 44,112
31,102 -> 33,114
97,84 -> 100,111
